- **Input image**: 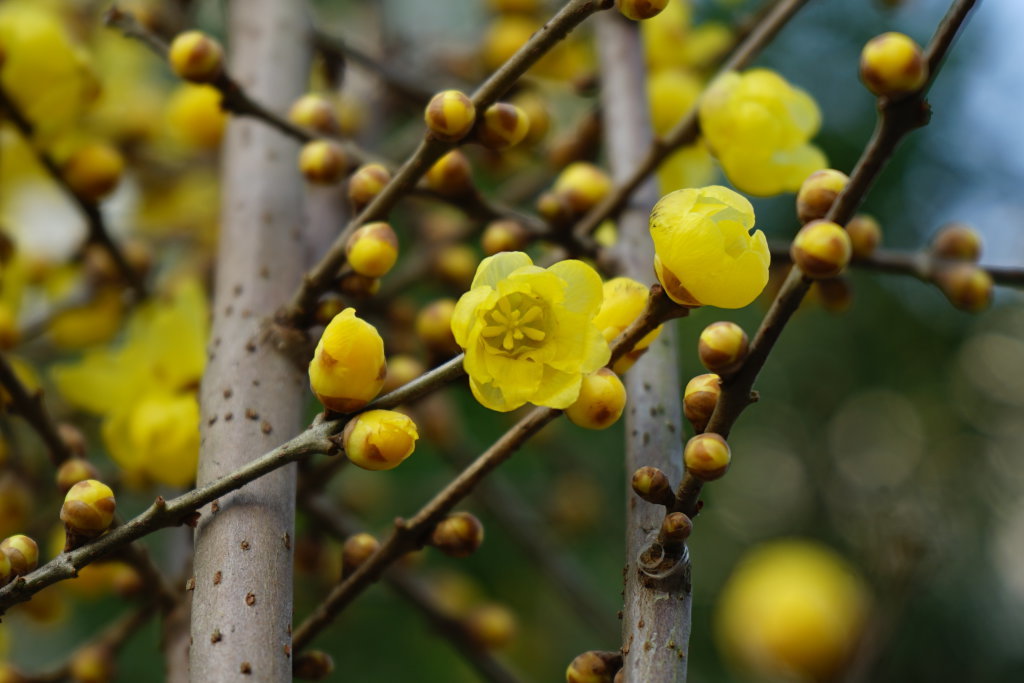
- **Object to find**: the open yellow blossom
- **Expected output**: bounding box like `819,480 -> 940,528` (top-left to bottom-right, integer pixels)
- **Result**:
699,69 -> 826,196
451,252 -> 610,412
650,186 -> 769,309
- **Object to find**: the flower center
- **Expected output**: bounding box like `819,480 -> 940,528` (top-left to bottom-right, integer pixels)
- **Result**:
481,293 -> 547,356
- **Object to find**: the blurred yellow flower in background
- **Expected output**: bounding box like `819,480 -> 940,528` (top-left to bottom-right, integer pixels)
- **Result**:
52,278 -> 207,487
452,252 -> 609,412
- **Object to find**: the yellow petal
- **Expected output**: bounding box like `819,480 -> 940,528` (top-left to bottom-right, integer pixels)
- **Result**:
470,251 -> 533,290
547,259 -> 604,317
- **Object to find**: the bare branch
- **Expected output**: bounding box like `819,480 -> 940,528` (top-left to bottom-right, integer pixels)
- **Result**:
0,353 -> 73,466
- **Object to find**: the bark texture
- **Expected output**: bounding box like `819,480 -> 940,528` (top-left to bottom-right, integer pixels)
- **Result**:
595,13 -> 692,683
189,1 -> 310,680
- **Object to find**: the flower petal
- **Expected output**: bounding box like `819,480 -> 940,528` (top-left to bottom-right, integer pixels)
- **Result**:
547,259 -> 604,316
471,251 -> 533,290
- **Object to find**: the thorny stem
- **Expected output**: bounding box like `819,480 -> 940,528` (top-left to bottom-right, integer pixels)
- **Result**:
280,0 -> 616,327
0,85 -> 146,297
302,496 -> 524,683
572,0 -> 812,242
0,353 -> 73,467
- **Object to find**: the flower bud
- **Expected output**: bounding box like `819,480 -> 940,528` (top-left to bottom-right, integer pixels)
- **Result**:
348,163 -> 391,211
0,549 -> 11,587
476,103 -> 530,149
536,191 -> 574,225
341,532 -> 380,576
345,222 -> 398,278
653,254 -> 701,307
683,373 -> 721,434
70,645 -> 115,683
935,263 -> 993,313
511,91 -> 550,145
293,651 -> 334,680
342,409 -> 419,471
309,308 -> 386,413
684,433 -> 731,481
616,0 -> 669,21
430,512 -> 484,558
815,276 -> 854,314
434,244 -> 478,290
791,220 -> 852,279
553,162 -> 612,214
931,222 -> 982,262
314,295 -> 346,326
416,299 -> 460,356
338,273 -> 380,298
659,511 -> 693,546
592,277 -> 662,374
424,90 -> 476,142
481,219 -> 530,255
61,480 -> 115,550
698,322 -> 748,375
465,603 -> 517,650
424,150 -> 473,197
565,368 -> 627,430
631,466 -> 675,507
382,355 -> 426,395
298,140 -> 347,185
796,169 -> 848,224
168,30 -> 224,83
860,32 -> 928,97
63,143 -> 124,201
288,94 -> 340,135
0,535 -> 37,576
846,214 -> 882,259
566,651 -> 622,683
56,423 -> 87,459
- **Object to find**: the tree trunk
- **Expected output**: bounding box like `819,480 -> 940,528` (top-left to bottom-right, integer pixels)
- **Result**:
189,2 -> 310,680
595,13 -> 692,683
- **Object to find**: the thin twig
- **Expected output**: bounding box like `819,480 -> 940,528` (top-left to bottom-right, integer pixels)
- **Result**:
312,29 -> 436,105
768,242 -> 1024,289
0,353 -> 73,466
0,86 -> 146,297
302,496 -> 524,683
0,355 -> 468,614
291,287 -> 683,652
572,0 -> 812,242
279,0 -> 616,327
686,0 -> 981,519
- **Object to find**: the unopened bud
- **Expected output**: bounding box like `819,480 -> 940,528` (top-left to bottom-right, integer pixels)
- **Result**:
683,373 -> 721,434
465,603 -> 517,650
860,32 -> 928,97
346,222 -> 399,278
60,479 -> 116,550
293,651 -> 334,680
698,321 -> 748,375
168,30 -> 224,83
424,150 -> 473,197
684,433 -> 731,481
416,299 -> 459,357
424,90 -> 476,142
63,143 -> 124,201
631,466 -> 675,507
476,103 -> 530,149
846,214 -> 882,260
481,219 -> 530,255
288,94 -> 340,135
341,533 -> 380,576
931,222 -> 982,262
616,0 -> 669,21
309,308 -> 386,412
565,368 -> 627,430
434,244 -> 478,290
659,512 -> 692,547
348,163 -> 391,211
1,535 -> 38,575
553,163 -> 612,215
796,169 -> 848,224
342,410 -> 419,471
791,220 -> 852,279
430,512 -> 484,558
566,650 -> 622,683
936,263 -> 993,313
299,140 -> 347,185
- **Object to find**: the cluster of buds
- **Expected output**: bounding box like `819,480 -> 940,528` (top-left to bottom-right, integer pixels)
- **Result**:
930,223 -> 991,312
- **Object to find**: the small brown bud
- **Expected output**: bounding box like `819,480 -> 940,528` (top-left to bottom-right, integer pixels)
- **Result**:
566,650 -> 622,683
846,214 -> 882,259
935,263 -> 993,313
56,457 -> 100,494
791,220 -> 852,279
631,466 -> 675,507
293,651 -> 334,680
0,534 -> 39,575
659,512 -> 693,547
430,512 -> 484,558
796,169 -> 848,224
464,603 -> 517,650
683,433 -> 731,482
481,219 -> 530,255
341,533 -> 380,577
683,373 -> 721,434
347,163 -> 391,211
698,321 -> 748,375
932,222 -> 982,262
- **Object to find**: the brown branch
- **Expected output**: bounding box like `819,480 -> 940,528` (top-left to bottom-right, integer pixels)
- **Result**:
0,353 -> 73,466
688,0 -> 981,519
302,496 -> 524,683
0,85 -> 146,297
769,242 -> 1024,289
0,354 -> 468,614
279,0 -> 616,328
291,284 -> 682,652
572,0 -> 812,242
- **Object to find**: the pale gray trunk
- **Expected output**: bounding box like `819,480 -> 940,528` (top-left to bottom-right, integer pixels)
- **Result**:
189,1 -> 310,680
595,14 -> 691,683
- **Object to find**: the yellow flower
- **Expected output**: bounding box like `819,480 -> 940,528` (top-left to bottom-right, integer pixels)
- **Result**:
309,308 -> 386,413
451,252 -> 610,412
52,278 -> 207,488
699,69 -> 826,196
592,277 -> 662,373
650,185 -> 769,309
